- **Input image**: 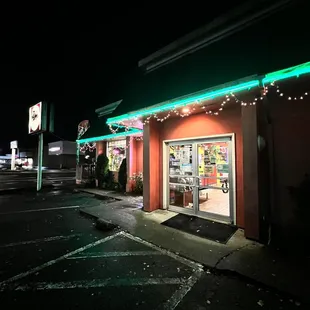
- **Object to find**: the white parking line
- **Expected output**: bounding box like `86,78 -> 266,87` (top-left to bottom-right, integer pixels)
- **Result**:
0,231 -> 122,289
0,230 -> 203,310
119,232 -> 204,310
67,251 -> 163,259
161,270 -> 203,310
0,234 -> 81,248
0,205 -> 80,215
120,231 -> 204,270
15,278 -> 185,291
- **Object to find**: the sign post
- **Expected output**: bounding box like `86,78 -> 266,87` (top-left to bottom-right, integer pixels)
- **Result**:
37,133 -> 43,191
10,140 -> 18,170
76,120 -> 90,184
28,101 -> 50,191
11,148 -> 16,170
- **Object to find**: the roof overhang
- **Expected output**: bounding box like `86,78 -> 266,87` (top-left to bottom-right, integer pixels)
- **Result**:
139,0 -> 292,73
95,100 -> 123,118
106,60 -> 310,126
262,61 -> 310,84
106,77 -> 259,125
77,128 -> 143,144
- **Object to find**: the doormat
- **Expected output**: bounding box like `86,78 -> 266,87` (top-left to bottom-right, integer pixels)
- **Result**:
161,213 -> 237,244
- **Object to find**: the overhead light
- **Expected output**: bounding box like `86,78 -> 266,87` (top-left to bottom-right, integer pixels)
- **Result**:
182,107 -> 190,113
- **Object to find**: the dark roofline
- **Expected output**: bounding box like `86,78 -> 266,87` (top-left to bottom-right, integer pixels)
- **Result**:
95,100 -> 122,118
138,0 -> 293,73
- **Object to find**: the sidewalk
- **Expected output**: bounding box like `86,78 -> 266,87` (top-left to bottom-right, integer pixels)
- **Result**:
78,187 -> 309,303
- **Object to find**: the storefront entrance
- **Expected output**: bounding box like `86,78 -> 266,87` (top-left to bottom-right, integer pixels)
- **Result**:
165,135 -> 235,224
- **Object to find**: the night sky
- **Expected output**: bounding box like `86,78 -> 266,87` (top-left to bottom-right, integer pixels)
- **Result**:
0,2 -> 247,153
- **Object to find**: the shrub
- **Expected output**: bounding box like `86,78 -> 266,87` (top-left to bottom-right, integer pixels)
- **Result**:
95,154 -> 109,188
129,172 -> 143,195
118,158 -> 127,191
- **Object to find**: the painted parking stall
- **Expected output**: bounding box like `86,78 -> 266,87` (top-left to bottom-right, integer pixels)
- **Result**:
0,231 -> 203,309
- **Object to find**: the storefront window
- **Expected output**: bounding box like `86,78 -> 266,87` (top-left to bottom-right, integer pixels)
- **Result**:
107,140 -> 126,172
169,144 -> 193,176
169,144 -> 194,209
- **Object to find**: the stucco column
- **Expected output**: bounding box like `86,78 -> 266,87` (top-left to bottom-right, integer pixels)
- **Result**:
242,102 -> 270,242
143,119 -> 160,212
242,105 -> 260,240
96,141 -> 106,157
126,137 -> 137,192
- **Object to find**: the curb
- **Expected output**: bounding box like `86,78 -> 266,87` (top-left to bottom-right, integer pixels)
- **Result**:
79,209 -> 99,221
76,188 -> 123,202
96,218 -> 119,231
79,209 -> 119,232
208,267 -> 307,305
79,207 -> 308,305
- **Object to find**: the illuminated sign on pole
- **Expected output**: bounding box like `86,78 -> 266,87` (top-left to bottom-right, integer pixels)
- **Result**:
10,140 -> 18,149
28,101 -> 49,191
28,102 -> 47,135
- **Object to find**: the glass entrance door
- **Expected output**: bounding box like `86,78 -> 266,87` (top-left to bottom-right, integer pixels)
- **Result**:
168,143 -> 196,215
196,140 -> 232,222
167,136 -> 234,223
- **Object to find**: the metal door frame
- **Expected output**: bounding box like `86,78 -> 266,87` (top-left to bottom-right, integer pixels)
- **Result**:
163,133 -> 236,224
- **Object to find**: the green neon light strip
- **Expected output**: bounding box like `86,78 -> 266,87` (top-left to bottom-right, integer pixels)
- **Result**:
77,128 -> 143,144
263,61 -> 310,84
112,124 -> 126,129
106,80 -> 259,124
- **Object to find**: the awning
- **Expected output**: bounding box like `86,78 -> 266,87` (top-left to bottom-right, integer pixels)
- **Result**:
77,127 -> 143,144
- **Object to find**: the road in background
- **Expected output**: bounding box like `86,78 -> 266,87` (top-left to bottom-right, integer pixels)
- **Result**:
0,170 -> 75,191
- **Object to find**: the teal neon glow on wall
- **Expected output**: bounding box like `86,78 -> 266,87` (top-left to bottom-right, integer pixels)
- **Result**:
106,80 -> 259,124
263,61 -> 310,84
77,128 -> 143,144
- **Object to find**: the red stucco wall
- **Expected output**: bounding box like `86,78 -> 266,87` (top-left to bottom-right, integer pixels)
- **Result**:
96,141 -> 106,156
144,120 -> 161,211
271,83 -> 310,232
126,138 -> 143,192
136,140 -> 143,173
157,106 -> 244,227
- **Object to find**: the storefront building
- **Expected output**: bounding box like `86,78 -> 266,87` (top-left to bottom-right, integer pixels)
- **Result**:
0,151 -> 34,170
76,101 -> 143,190
106,61 -> 310,242
48,141 -> 77,169
102,1 -> 310,242
75,1 -> 310,242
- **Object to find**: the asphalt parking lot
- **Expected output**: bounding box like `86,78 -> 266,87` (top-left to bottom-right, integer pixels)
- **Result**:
0,189 -> 203,309
0,231 -> 203,309
0,188 -> 305,309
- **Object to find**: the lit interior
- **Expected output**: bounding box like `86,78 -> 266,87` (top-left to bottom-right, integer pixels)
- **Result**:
106,139 -> 127,172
